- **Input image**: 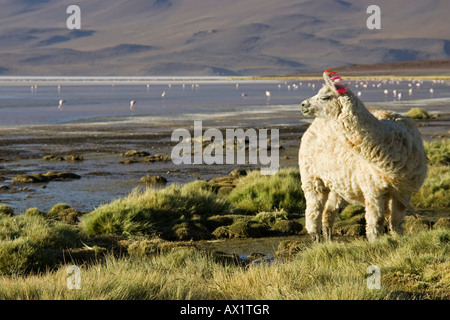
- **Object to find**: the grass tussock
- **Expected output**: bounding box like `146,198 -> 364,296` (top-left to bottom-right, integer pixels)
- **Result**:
412,165 -> 450,209
227,168 -> 306,214
0,214 -> 81,275
80,168 -> 307,240
81,182 -> 235,239
406,107 -> 431,120
0,229 -> 447,300
423,139 -> 450,166
411,139 -> 450,209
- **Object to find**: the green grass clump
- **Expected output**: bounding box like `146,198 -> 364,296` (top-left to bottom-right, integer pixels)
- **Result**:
81,182 -> 235,239
412,165 -> 450,209
46,203 -> 82,225
0,214 -> 81,275
433,218 -> 450,230
423,139 -> 450,166
227,168 -> 306,214
406,108 -> 430,119
412,139 -> 449,209
25,207 -> 46,218
0,205 -> 14,217
340,204 -> 365,220
48,203 -> 71,215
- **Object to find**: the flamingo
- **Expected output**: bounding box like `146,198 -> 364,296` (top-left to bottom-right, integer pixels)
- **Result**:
58,99 -> 65,110
429,88 -> 434,94
265,90 -> 271,98
129,100 -> 136,110
357,91 -> 362,97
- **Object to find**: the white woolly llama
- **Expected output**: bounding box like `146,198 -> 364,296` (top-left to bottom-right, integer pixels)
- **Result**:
299,69 -> 427,242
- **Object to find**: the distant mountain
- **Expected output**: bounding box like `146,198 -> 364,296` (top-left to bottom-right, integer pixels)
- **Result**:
0,0 -> 449,76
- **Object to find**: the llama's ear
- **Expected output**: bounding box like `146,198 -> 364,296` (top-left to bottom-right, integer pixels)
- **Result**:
323,69 -> 347,95
323,71 -> 336,91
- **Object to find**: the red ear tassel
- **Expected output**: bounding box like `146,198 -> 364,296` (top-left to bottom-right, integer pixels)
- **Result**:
324,68 -> 338,76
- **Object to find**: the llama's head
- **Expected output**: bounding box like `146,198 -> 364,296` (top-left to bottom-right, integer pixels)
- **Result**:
301,69 -> 354,119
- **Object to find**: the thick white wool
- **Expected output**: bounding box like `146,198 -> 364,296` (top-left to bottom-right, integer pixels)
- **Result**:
299,75 -> 427,241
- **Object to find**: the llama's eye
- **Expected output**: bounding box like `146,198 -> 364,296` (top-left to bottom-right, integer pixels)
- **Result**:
320,95 -> 331,101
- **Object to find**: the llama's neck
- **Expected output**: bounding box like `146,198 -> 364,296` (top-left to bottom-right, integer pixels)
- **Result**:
333,95 -> 380,147
331,94 -> 391,169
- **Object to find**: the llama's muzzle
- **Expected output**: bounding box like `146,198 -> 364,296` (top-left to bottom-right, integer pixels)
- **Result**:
301,99 -> 312,115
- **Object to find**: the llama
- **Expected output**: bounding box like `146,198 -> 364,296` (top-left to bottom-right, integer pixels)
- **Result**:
299,69 -> 427,242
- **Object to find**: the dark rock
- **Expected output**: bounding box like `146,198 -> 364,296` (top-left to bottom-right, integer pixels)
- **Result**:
121,150 -> 150,157
140,175 -> 167,185
144,154 -> 171,162
43,155 -> 65,161
66,155 -> 84,162
43,172 -> 81,181
12,172 -> 81,184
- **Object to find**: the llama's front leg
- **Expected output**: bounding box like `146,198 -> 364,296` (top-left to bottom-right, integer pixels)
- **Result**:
365,196 -> 386,242
322,191 -> 345,241
304,181 -> 329,242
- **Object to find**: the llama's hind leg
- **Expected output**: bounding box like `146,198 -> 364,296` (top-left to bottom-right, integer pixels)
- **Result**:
322,191 -> 346,241
388,196 -> 408,235
303,179 -> 329,242
365,196 -> 386,242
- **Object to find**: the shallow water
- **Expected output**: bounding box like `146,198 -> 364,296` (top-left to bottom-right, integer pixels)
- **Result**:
0,79 -> 448,126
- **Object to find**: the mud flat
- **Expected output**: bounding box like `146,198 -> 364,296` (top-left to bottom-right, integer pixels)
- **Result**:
0,113 -> 305,213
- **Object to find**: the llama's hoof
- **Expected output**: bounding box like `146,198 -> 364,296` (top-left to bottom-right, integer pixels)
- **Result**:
310,233 -> 321,242
366,232 -> 378,242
